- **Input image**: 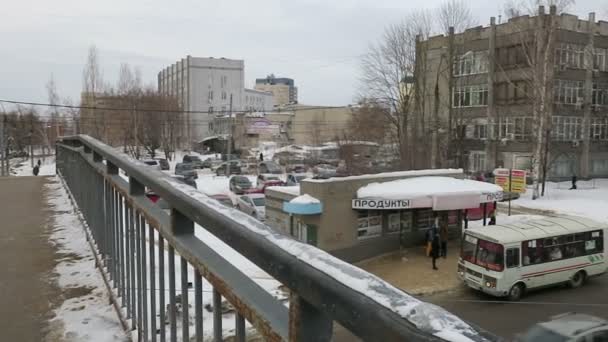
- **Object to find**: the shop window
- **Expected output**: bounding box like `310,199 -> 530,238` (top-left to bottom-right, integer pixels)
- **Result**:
387,212 -> 401,234
415,209 -> 434,230
401,211 -> 413,233
357,211 -> 382,240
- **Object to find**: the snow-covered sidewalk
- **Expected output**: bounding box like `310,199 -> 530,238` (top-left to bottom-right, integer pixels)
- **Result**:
45,177 -> 128,341
512,179 -> 608,223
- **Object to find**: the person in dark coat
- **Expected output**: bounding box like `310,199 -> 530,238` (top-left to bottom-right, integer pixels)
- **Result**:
259,152 -> 264,161
431,232 -> 440,270
37,159 -> 41,167
570,175 -> 577,190
33,165 -> 40,176
439,220 -> 449,258
488,211 -> 497,225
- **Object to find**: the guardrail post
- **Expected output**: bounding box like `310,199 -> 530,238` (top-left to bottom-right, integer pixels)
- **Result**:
289,293 -> 333,342
171,209 -> 194,342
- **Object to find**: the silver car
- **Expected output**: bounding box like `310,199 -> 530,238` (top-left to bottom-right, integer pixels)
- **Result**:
236,194 -> 265,221
516,313 -> 608,342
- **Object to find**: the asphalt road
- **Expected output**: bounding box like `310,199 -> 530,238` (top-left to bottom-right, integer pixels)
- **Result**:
423,273 -> 608,340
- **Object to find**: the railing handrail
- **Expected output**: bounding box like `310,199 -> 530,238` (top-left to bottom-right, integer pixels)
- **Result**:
58,135 -> 497,342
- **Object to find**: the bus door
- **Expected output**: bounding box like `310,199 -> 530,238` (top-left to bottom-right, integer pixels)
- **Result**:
504,246 -> 522,288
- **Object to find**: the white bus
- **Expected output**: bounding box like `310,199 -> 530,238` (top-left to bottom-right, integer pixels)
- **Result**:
458,216 -> 606,301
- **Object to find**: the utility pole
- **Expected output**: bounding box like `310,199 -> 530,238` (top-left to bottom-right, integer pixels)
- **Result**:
225,94 -> 233,177
30,113 -> 34,168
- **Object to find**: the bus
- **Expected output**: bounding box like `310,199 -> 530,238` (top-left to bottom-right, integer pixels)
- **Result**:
458,216 -> 606,301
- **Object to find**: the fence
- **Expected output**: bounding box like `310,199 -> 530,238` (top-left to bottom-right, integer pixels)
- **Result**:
56,135 -> 497,342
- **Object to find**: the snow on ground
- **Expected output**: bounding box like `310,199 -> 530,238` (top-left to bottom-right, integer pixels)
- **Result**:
11,155 -> 56,176
45,177 -> 127,341
513,179 -> 608,223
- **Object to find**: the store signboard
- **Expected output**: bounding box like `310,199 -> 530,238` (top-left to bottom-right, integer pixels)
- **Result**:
493,168 -> 527,194
247,118 -> 280,135
352,198 -> 411,210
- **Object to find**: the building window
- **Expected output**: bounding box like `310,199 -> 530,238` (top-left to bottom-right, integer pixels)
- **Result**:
555,43 -> 585,69
592,82 -> 608,106
452,84 -> 488,108
357,211 -> 382,240
208,90 -> 214,101
220,75 -> 227,88
554,80 -> 584,105
594,48 -> 607,71
221,91 -> 227,100
208,106 -> 214,114
470,152 -> 486,172
473,124 -> 487,140
591,118 -> 608,141
498,117 -> 533,141
454,51 -> 488,76
551,116 -> 582,141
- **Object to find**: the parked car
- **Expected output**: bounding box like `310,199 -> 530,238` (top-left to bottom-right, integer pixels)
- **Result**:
286,173 -> 308,186
515,313 -> 608,342
175,163 -> 198,179
142,159 -> 159,168
157,158 -> 170,170
258,161 -> 282,174
236,194 -> 266,221
210,194 -> 234,207
216,161 -> 242,176
183,155 -> 204,169
312,164 -> 337,179
248,174 -> 284,194
229,176 -> 253,194
286,164 -> 307,173
172,174 -> 198,189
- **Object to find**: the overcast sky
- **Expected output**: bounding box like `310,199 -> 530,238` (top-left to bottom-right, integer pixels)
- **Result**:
0,0 -> 605,107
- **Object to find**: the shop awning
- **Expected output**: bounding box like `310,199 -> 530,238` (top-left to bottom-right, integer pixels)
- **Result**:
283,194 -> 323,215
354,176 -> 503,211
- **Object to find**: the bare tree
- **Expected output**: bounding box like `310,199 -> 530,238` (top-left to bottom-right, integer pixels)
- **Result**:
46,74 -> 60,148
503,0 -> 575,18
359,10 -> 433,169
81,45 -> 105,140
438,0 -> 477,34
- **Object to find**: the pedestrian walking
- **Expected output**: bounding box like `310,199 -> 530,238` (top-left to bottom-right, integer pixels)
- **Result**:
440,220 -> 448,258
259,152 -> 264,161
37,159 -> 41,167
431,231 -> 440,270
489,211 -> 497,225
33,165 -> 40,176
569,175 -> 577,190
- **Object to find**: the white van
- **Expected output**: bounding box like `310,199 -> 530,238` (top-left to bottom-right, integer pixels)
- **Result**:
458,216 -> 607,300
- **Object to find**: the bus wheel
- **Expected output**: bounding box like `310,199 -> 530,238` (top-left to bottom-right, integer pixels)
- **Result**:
569,271 -> 586,289
508,283 -> 524,301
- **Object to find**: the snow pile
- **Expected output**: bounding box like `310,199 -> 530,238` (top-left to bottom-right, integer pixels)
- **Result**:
267,185 -> 300,196
307,168 -> 464,183
45,178 -> 127,341
515,179 -> 608,223
163,178 -> 490,341
358,176 -> 502,200
290,194 -> 320,204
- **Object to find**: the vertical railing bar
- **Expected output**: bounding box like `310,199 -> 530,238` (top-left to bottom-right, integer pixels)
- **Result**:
181,257 -> 189,342
235,313 -> 245,342
119,194 -> 125,306
213,289 -> 222,342
130,206 -> 137,330
136,210 -> 143,336
149,225 -> 157,342
194,270 -> 203,342
169,246 -> 177,342
126,204 -> 132,319
141,215 -> 148,342
159,234 -> 166,342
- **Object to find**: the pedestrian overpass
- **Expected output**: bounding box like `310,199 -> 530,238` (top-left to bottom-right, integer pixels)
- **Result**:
3,134 -> 500,342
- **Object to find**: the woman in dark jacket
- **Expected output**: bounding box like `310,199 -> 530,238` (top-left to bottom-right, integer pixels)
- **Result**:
431,233 -> 440,270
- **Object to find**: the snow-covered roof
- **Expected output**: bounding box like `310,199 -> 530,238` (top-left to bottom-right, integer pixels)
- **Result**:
267,185 -> 300,196
290,194 -> 320,204
357,176 -> 503,211
306,169 -> 463,184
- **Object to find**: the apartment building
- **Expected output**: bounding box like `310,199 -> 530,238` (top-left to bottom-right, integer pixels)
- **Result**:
157,56 -> 273,146
416,6 -> 608,179
254,76 -> 298,106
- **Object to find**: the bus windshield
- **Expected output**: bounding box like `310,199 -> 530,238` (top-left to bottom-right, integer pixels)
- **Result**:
461,234 -> 504,271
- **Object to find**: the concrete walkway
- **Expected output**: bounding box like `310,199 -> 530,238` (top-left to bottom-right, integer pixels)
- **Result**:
0,176 -> 60,342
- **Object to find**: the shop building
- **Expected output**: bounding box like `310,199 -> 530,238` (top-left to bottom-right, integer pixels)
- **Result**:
265,169 -> 503,262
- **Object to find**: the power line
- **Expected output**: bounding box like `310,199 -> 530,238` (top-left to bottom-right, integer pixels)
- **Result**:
0,99 -> 358,115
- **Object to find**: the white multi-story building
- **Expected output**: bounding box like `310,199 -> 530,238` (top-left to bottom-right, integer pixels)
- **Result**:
158,56 -> 273,145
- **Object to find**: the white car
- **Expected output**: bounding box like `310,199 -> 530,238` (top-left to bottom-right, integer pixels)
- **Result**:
516,313 -> 608,342
236,194 -> 266,221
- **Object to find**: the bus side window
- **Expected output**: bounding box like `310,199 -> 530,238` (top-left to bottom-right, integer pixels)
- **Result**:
506,248 -> 520,268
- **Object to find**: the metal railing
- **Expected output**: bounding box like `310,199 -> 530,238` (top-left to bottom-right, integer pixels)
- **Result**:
56,135 -> 497,342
